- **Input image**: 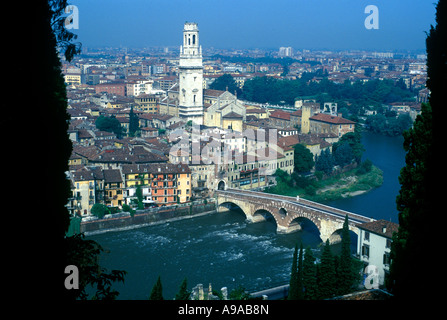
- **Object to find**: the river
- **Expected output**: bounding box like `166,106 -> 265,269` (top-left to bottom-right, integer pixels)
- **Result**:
88,131 -> 406,300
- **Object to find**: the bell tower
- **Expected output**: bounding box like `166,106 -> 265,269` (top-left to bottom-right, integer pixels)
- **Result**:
178,22 -> 203,125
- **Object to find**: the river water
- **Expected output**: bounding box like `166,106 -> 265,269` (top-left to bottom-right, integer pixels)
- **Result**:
88,131 -> 406,300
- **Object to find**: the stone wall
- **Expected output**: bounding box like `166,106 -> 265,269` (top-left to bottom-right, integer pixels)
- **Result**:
80,202 -> 216,234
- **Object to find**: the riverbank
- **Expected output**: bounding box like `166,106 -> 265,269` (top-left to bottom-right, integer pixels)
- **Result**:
265,165 -> 383,203
78,201 -> 217,236
311,165 -> 383,202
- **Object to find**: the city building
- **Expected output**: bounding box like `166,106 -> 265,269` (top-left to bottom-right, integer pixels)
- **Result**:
357,220 -> 399,287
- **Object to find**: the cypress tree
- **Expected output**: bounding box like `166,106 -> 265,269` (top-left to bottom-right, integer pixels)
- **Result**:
288,243 -> 299,300
337,215 -> 354,295
388,0 -> 446,299
288,242 -> 304,300
297,242 -> 304,300
303,246 -> 318,300
175,278 -> 191,300
318,239 -> 336,299
149,276 -> 164,300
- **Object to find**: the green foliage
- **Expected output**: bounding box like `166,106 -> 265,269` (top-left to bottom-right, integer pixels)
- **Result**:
49,0 -> 82,62
228,285 -> 251,300
366,113 -> 413,136
135,184 -> 144,210
175,278 -> 191,300
128,106 -> 140,137
64,234 -> 127,300
288,242 -> 304,300
95,115 -> 125,138
337,215 -> 355,295
293,144 -> 315,173
302,246 -> 318,300
241,75 -> 415,110
149,276 -> 164,300
210,73 -> 241,96
318,240 -> 336,299
333,128 -> 364,163
315,149 -> 333,175
389,103 -> 434,295
333,142 -> 353,167
91,203 -> 110,219
40,0 -> 126,301
356,159 -> 373,175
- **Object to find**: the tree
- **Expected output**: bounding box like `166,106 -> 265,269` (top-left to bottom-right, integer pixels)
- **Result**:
288,243 -> 304,300
293,144 -> 315,173
315,149 -> 334,175
149,276 -> 164,300
175,278 -> 191,300
334,129 -> 364,163
337,215 -> 354,295
333,142 -> 353,167
64,234 -> 127,300
95,115 -> 125,138
389,0 -> 446,298
91,203 -> 110,219
135,184 -> 144,210
318,240 -> 336,299
302,246 -> 318,300
228,285 -> 251,300
210,73 -> 241,96
36,0 -> 126,300
128,106 -> 140,137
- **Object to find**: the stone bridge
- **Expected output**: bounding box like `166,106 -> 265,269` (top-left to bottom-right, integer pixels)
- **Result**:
215,188 -> 374,244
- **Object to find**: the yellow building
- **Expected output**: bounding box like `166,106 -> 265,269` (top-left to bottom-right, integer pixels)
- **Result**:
176,164 -> 192,203
135,93 -> 159,113
64,73 -> 81,85
103,169 -> 124,208
69,167 -> 104,216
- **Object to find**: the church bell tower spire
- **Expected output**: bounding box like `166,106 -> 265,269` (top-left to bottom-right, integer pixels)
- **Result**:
178,22 -> 204,125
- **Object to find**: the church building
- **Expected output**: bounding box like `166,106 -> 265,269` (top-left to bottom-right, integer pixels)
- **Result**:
160,22 -> 246,130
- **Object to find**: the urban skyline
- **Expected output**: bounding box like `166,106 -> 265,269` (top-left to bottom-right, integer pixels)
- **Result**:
70,0 -> 435,51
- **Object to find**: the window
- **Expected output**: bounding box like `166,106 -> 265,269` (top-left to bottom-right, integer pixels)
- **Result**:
386,239 -> 392,249
193,34 -> 196,44
383,252 -> 391,266
364,231 -> 370,241
362,245 -> 370,258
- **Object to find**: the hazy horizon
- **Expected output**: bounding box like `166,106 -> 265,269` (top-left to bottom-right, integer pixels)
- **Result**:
70,0 -> 436,52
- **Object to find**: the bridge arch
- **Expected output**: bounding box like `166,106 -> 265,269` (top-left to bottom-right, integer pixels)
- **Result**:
288,216 -> 321,237
217,180 -> 226,190
327,228 -> 359,250
278,208 -> 287,218
252,208 -> 278,226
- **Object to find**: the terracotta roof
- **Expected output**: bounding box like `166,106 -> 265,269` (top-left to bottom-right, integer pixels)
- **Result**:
358,219 -> 399,239
310,113 -> 355,124
223,111 -> 243,118
269,110 -> 291,120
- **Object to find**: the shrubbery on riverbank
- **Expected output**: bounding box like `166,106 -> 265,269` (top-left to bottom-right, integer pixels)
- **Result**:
264,163 -> 383,202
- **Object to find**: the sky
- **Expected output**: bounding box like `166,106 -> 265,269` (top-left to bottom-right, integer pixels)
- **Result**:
69,0 -> 437,51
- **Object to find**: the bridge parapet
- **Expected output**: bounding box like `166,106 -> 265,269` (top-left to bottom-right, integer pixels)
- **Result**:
215,188 -> 375,244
